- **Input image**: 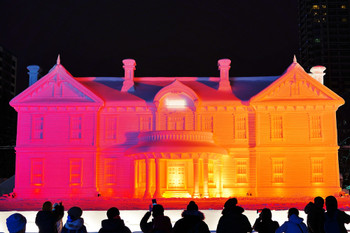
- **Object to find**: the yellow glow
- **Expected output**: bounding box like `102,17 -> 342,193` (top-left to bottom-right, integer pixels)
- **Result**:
312,5 -> 320,9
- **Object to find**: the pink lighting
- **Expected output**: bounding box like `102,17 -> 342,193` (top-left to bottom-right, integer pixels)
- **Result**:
10,56 -> 344,199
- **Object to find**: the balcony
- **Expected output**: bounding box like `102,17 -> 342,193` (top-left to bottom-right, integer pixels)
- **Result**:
126,130 -> 227,156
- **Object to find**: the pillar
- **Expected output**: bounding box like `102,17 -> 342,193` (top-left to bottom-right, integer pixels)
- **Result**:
153,158 -> 162,198
218,160 -> 223,197
203,158 -> 209,198
193,158 -> 200,198
143,159 -> 152,198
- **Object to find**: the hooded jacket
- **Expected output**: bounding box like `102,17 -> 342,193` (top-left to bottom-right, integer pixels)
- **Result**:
98,218 -> 131,233
304,202 -> 325,233
172,210 -> 210,233
216,206 -> 252,233
276,214 -> 308,233
62,218 -> 87,233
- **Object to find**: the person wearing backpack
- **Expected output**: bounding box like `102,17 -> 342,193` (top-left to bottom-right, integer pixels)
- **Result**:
324,195 -> 350,233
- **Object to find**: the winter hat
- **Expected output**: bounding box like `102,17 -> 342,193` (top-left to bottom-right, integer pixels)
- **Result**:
6,213 -> 27,233
107,207 -> 120,219
224,198 -> 237,210
68,206 -> 83,220
187,201 -> 198,211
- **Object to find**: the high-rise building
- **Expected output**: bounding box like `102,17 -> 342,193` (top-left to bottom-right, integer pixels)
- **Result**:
0,46 -> 17,178
298,0 -> 350,96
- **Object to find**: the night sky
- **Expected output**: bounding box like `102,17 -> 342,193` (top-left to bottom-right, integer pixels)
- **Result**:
0,1 -> 299,94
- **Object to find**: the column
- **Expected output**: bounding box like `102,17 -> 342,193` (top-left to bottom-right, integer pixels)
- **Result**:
153,158 -> 162,198
193,158 -> 200,198
203,158 -> 209,198
218,159 -> 223,197
143,159 -> 152,198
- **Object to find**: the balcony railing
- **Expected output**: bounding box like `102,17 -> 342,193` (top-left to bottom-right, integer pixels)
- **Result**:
138,130 -> 214,143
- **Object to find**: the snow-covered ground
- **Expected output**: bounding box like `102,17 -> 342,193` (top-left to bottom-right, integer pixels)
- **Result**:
1,210 -> 350,233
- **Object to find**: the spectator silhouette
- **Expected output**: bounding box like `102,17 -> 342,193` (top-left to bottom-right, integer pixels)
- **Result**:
6,213 -> 27,233
140,204 -> 172,233
36,201 -> 65,233
304,196 -> 325,233
98,207 -> 131,233
172,201 -> 210,233
276,208 -> 307,233
252,208 -> 279,233
324,195 -> 350,233
62,206 -> 87,233
216,198 -> 252,233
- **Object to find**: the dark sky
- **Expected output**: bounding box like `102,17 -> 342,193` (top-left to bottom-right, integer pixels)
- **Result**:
0,1 -> 299,93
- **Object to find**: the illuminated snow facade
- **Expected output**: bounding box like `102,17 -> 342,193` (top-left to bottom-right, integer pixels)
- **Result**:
10,57 -> 344,198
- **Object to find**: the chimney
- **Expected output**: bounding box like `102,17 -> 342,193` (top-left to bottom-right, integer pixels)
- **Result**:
27,65 -> 40,86
218,59 -> 232,92
121,59 -> 136,92
309,66 -> 326,85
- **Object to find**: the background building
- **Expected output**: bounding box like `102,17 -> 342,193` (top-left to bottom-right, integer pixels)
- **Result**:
0,46 -> 17,179
298,0 -> 350,96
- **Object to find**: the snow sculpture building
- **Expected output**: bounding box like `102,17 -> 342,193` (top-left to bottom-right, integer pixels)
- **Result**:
10,56 -> 344,198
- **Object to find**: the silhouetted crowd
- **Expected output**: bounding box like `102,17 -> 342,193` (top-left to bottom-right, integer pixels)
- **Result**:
5,195 -> 350,233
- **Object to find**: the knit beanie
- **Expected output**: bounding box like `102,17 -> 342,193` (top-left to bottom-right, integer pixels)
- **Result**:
187,201 -> 198,211
6,213 -> 27,233
68,206 -> 83,221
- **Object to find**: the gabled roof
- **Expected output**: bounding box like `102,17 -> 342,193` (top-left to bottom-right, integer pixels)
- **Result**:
10,57 -> 104,107
250,59 -> 344,106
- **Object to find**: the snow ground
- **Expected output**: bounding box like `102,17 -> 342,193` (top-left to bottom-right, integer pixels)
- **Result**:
0,210 -> 350,233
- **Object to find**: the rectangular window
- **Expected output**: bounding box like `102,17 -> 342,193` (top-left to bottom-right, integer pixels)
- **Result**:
271,115 -> 283,140
236,159 -> 248,183
105,159 -> 117,185
31,159 -> 44,185
32,116 -> 44,139
105,117 -> 117,140
140,115 -> 152,132
167,114 -> 185,130
311,158 -> 324,183
202,116 -> 213,132
70,159 -> 82,186
272,159 -> 284,183
234,114 -> 247,139
70,116 -> 82,139
135,160 -> 146,188
310,115 -> 322,139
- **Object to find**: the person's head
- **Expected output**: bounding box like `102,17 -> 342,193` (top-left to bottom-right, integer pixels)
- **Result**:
224,198 -> 238,210
107,207 -> 120,219
260,208 -> 272,221
187,201 -> 198,211
325,195 -> 338,212
42,201 -> 53,211
6,213 -> 27,233
152,204 -> 164,217
314,196 -> 324,208
68,206 -> 83,221
288,208 -> 299,218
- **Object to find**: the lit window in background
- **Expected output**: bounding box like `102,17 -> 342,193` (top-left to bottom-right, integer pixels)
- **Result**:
312,5 -> 320,10
165,99 -> 187,109
341,5 -> 347,9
